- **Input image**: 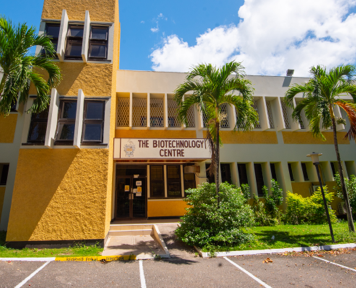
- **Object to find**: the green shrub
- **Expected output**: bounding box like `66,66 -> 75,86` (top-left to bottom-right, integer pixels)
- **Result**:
285,186 -> 337,224
241,184 -> 251,201
334,173 -> 356,215
175,182 -> 255,248
252,195 -> 279,226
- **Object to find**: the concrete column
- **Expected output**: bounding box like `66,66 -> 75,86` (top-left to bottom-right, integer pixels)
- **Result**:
82,10 -> 91,62
57,9 -> 68,61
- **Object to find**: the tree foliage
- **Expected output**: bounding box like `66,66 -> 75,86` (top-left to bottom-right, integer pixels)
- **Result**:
0,17 -> 61,115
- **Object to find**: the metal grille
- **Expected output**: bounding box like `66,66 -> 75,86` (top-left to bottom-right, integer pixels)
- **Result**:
167,99 -> 180,127
253,100 -> 261,129
132,97 -> 147,127
220,104 -> 230,128
186,106 -> 195,128
150,98 -> 164,127
281,100 -> 291,129
117,98 -> 130,127
266,101 -> 274,129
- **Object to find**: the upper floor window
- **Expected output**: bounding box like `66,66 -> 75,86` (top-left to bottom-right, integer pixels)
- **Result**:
27,108 -> 49,144
46,23 -> 60,52
65,25 -> 83,59
89,26 -> 109,60
82,101 -> 105,143
55,100 -> 77,143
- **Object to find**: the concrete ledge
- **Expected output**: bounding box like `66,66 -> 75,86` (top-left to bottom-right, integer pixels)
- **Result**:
195,243 -> 356,258
108,229 -> 152,236
6,239 -> 106,249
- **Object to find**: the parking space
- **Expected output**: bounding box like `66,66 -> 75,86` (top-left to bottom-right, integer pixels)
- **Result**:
2,250 -> 356,288
0,261 -> 45,288
228,253 -> 356,287
143,258 -> 260,288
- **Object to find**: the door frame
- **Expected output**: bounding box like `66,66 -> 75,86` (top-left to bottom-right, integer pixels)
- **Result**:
114,166 -> 148,220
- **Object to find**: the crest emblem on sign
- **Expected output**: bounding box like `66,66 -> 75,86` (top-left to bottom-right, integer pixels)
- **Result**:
124,140 -> 135,157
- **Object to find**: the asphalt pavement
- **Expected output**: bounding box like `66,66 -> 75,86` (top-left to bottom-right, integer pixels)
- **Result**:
1,251 -> 356,288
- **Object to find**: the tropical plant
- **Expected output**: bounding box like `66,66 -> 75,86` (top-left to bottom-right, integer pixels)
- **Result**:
0,17 -> 61,115
284,65 -> 356,232
334,173 -> 356,215
175,61 -> 258,206
285,188 -> 337,225
175,182 -> 255,249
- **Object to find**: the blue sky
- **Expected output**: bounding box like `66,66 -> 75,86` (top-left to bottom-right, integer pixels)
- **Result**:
2,0 -> 356,76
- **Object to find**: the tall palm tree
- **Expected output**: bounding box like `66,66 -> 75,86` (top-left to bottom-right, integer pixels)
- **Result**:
285,65 -> 356,232
175,61 -> 258,206
0,17 -> 61,115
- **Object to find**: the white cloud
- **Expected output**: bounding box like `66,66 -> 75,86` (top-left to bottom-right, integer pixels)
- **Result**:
141,20 -> 145,24
151,13 -> 167,33
150,0 -> 356,76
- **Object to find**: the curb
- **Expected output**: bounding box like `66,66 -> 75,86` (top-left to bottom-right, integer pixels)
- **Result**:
195,243 -> 356,258
0,255 -> 136,262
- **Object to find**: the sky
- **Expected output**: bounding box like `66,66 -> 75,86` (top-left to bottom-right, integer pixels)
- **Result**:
2,0 -> 356,76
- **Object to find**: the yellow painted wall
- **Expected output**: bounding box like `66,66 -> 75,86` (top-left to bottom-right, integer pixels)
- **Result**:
116,130 -> 197,139
0,114 -> 17,143
282,132 -> 349,145
203,131 -> 278,144
6,149 -> 109,241
105,0 -> 120,236
29,63 -> 113,97
42,0 -> 116,22
147,200 -> 189,217
0,187 -> 6,224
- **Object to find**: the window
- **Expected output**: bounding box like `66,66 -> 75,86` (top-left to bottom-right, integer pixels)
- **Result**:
43,23 -> 60,57
167,165 -> 181,197
82,101 -> 105,143
205,164 -> 215,183
65,25 -> 83,59
27,107 -> 49,144
254,164 -> 264,197
221,164 -> 232,184
150,165 -> 164,197
238,163 -> 248,185
330,162 -> 338,176
88,26 -> 108,60
288,163 -> 294,181
301,163 -> 309,181
0,164 -> 9,185
270,163 -> 277,180
183,165 -> 196,196
55,100 -> 77,143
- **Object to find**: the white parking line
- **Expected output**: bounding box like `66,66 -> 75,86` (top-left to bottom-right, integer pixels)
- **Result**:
139,260 -> 147,288
313,256 -> 356,272
224,257 -> 272,288
14,261 -> 51,288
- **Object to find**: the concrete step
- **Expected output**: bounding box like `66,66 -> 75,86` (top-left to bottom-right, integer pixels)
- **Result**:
109,224 -> 153,231
108,229 -> 152,236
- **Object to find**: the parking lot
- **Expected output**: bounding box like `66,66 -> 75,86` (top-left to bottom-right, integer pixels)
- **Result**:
1,250 -> 356,288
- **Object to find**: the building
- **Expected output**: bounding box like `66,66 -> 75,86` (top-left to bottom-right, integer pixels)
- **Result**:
0,0 -> 355,246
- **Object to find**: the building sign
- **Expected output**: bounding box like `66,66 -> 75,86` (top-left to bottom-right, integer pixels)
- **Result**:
114,138 -> 211,160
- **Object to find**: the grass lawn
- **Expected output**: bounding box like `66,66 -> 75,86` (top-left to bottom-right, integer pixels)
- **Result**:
202,222 -> 356,252
0,231 -> 103,258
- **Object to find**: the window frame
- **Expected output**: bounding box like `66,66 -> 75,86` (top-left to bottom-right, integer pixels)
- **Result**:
221,163 -> 232,184
149,165 -> 165,198
301,163 -> 309,181
27,107 -> 50,145
183,165 -> 196,197
65,25 -> 84,60
166,165 -> 182,198
43,23 -> 60,58
81,100 -> 105,144
54,100 -> 77,145
88,26 -> 109,61
254,163 -> 265,197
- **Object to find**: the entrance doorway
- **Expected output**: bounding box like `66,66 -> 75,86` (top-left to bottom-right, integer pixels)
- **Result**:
115,165 -> 147,219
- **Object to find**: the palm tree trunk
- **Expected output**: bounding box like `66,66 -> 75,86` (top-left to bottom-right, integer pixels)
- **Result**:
331,115 -> 355,232
216,121 -> 220,208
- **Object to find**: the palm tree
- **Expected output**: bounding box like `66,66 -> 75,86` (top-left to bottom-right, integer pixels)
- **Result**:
175,61 -> 258,206
285,65 -> 356,232
0,17 -> 61,115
